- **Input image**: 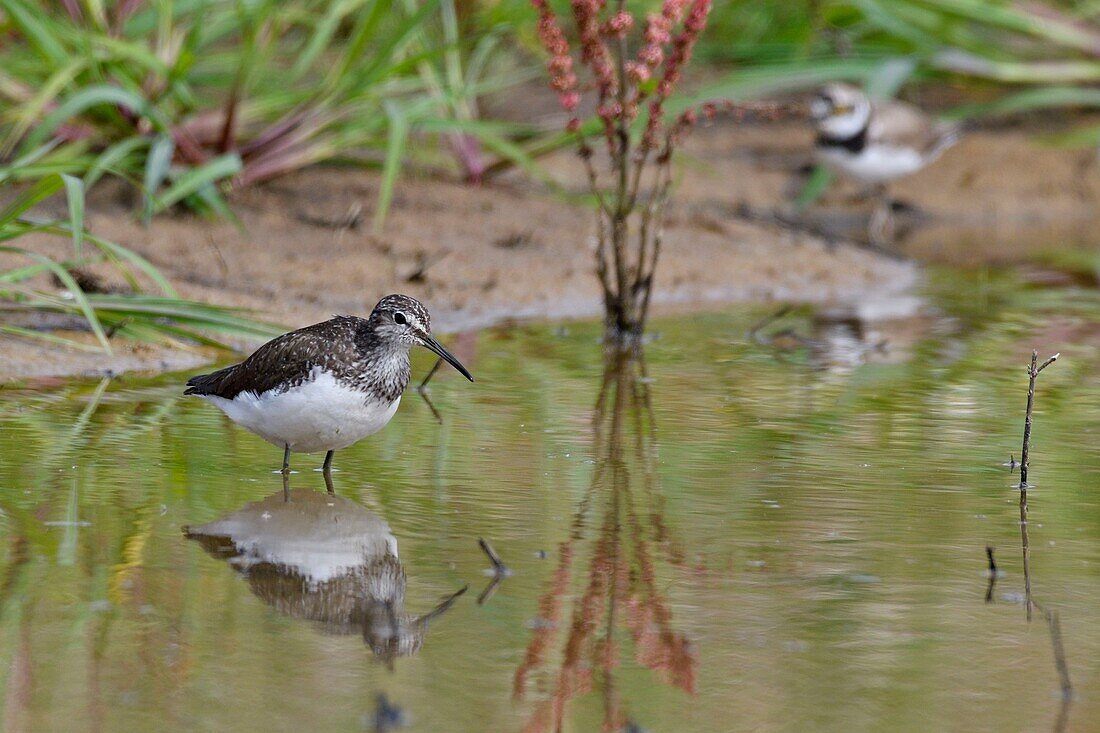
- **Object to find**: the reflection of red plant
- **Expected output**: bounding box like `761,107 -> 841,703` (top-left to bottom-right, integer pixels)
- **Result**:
515,355 -> 696,731
625,529 -> 695,693
514,543 -> 575,694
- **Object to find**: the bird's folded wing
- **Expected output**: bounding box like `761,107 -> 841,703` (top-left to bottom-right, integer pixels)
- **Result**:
869,101 -> 957,156
185,317 -> 357,399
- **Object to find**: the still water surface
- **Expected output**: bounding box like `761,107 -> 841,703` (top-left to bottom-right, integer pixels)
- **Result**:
1,269 -> 1099,732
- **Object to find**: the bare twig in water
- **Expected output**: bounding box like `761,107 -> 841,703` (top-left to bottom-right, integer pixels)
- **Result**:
1017,351 -> 1059,621
1020,351 -> 1060,489
476,537 -> 511,606
478,537 -> 510,576
1007,351 -> 1072,730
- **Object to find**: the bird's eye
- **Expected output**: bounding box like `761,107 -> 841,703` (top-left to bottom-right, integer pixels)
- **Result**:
393,312 -> 407,325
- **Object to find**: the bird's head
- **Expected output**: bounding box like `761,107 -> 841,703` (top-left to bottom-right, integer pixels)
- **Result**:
810,83 -> 871,139
369,294 -> 474,381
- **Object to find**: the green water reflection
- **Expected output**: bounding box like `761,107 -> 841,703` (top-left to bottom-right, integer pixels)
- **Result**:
1,269 -> 1099,732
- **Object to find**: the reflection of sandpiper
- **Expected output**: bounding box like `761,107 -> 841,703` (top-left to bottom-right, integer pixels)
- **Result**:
184,488 -> 465,664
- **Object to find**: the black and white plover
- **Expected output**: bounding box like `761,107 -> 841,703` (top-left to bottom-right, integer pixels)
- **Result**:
810,82 -> 960,241
185,294 -> 473,475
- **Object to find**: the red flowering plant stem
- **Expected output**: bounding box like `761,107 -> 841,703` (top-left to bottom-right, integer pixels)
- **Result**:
531,0 -> 713,345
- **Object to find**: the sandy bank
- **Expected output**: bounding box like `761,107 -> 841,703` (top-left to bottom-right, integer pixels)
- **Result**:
4,114 -> 1095,380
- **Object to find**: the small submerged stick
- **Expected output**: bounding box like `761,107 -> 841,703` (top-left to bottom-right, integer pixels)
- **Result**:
476,537 -> 511,606
478,537 -> 510,576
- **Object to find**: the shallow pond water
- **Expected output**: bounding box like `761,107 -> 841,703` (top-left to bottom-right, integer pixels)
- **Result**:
1,268 -> 1099,733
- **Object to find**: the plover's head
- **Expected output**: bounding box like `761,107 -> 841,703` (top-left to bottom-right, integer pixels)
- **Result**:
369,294 -> 473,381
811,83 -> 871,139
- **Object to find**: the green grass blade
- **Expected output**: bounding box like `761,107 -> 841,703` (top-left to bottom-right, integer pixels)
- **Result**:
420,117 -> 547,181
329,0 -> 392,90
86,235 -> 179,297
355,0 -> 443,91
0,246 -> 112,353
0,175 -> 64,226
61,174 -> 85,260
22,85 -> 169,152
866,57 -> 917,100
0,0 -> 69,66
142,134 -> 175,223
85,137 -> 150,189
153,153 -> 241,214
684,58 -> 886,109
915,0 -> 1100,54
193,182 -> 239,224
0,59 -> 87,156
84,294 -> 283,336
949,86 -> 1100,119
0,141 -> 64,186
931,50 -> 1100,83
374,101 -> 408,233
292,0 -> 366,80
0,324 -> 105,352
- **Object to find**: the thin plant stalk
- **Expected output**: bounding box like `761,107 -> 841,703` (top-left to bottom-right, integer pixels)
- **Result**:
1016,349 -> 1058,622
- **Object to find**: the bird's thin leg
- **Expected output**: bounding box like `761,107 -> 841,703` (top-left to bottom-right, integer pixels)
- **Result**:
281,444 -> 291,475
417,357 -> 445,424
418,357 -> 443,392
282,471 -> 290,502
322,450 -> 335,494
868,184 -> 896,245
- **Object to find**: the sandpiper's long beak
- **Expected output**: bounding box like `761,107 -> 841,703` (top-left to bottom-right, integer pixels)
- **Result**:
419,333 -> 474,382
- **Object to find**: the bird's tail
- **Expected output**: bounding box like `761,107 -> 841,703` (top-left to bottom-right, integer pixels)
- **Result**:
184,372 -> 216,396
925,120 -> 966,163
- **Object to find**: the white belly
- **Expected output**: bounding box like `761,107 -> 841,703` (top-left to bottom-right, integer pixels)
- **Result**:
203,367 -> 401,453
817,143 -> 925,184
